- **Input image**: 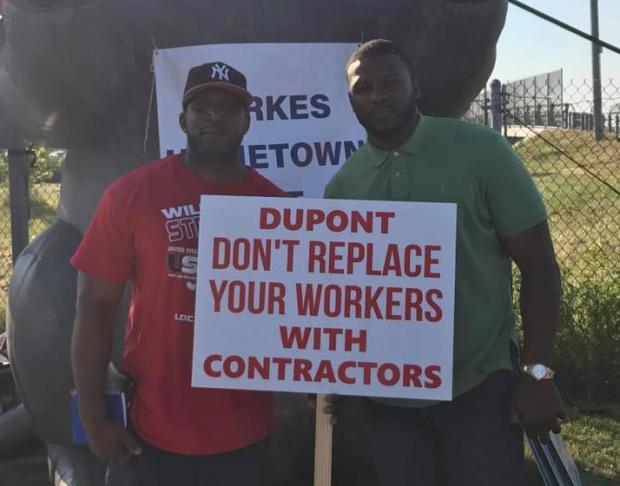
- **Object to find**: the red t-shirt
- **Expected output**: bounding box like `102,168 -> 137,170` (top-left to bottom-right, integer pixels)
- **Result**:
71,155 -> 288,455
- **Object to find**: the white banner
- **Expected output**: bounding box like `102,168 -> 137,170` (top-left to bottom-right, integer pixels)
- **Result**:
193,196 -> 457,401
154,43 -> 364,197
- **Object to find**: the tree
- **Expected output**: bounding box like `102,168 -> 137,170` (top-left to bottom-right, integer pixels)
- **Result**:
30,147 -> 65,183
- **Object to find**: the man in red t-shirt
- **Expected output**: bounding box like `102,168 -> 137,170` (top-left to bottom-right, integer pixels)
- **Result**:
71,62 -> 287,485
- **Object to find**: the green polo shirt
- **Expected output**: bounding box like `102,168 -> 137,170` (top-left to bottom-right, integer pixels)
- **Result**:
324,115 -> 547,407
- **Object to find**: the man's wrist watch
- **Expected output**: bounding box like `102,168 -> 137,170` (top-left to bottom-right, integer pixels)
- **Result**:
522,363 -> 555,381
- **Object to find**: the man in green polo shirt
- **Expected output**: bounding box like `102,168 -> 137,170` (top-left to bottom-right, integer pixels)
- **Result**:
324,39 -> 565,485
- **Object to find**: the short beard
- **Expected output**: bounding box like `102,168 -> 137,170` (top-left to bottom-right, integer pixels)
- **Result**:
358,99 -> 418,138
187,133 -> 242,161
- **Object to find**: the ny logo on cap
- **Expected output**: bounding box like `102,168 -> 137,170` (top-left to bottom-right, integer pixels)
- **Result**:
211,63 -> 230,81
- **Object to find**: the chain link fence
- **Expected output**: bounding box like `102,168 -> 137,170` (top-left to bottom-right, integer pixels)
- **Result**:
0,149 -> 62,333
464,79 -> 620,282
464,78 -> 620,400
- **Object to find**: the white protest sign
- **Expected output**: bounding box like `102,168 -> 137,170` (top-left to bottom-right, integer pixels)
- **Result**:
154,43 -> 364,197
193,197 -> 457,400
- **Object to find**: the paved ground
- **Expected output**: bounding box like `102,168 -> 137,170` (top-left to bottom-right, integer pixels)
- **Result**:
0,447 -> 49,486
505,125 -> 551,139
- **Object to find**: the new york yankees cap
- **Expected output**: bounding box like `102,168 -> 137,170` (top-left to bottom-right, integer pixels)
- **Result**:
182,62 -> 253,109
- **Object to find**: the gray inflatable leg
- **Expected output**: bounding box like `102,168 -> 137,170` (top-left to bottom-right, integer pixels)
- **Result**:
0,404 -> 40,458
47,443 -> 106,486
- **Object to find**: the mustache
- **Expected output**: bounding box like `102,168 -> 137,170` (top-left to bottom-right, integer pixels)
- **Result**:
370,105 -> 398,115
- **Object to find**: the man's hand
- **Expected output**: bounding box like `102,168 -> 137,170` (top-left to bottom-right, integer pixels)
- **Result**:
511,376 -> 565,444
83,417 -> 142,462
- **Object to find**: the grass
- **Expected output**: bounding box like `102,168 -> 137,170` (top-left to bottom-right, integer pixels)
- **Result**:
526,407 -> 620,485
514,130 -> 620,285
0,182 -> 60,333
512,130 -> 620,402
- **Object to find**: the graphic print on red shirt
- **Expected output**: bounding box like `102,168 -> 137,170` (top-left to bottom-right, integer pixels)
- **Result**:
71,155 -> 288,455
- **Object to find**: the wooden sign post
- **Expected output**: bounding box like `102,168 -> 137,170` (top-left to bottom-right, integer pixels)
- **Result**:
314,394 -> 333,486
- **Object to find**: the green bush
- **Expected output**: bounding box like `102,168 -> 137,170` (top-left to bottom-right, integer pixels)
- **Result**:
31,148 -> 65,183
553,273 -> 620,402
0,304 -> 5,334
0,147 -> 65,184
512,267 -> 620,403
0,150 -> 7,183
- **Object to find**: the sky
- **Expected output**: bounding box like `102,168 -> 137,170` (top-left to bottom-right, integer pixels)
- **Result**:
491,0 -> 620,83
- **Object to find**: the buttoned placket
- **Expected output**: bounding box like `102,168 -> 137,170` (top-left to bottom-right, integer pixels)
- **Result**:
393,152 -> 401,178
385,150 -> 407,199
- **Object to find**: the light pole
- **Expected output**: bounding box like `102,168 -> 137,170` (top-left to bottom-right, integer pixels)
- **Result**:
591,0 -> 604,140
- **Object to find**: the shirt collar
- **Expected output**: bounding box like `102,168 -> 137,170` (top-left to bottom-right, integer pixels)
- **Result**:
366,113 -> 429,168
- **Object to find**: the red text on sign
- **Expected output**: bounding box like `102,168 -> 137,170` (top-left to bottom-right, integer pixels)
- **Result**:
212,237 -> 300,272
295,284 -> 443,322
203,354 -> 442,389
259,207 -> 396,234
209,279 -> 286,315
307,241 -> 442,277
279,325 -> 367,352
